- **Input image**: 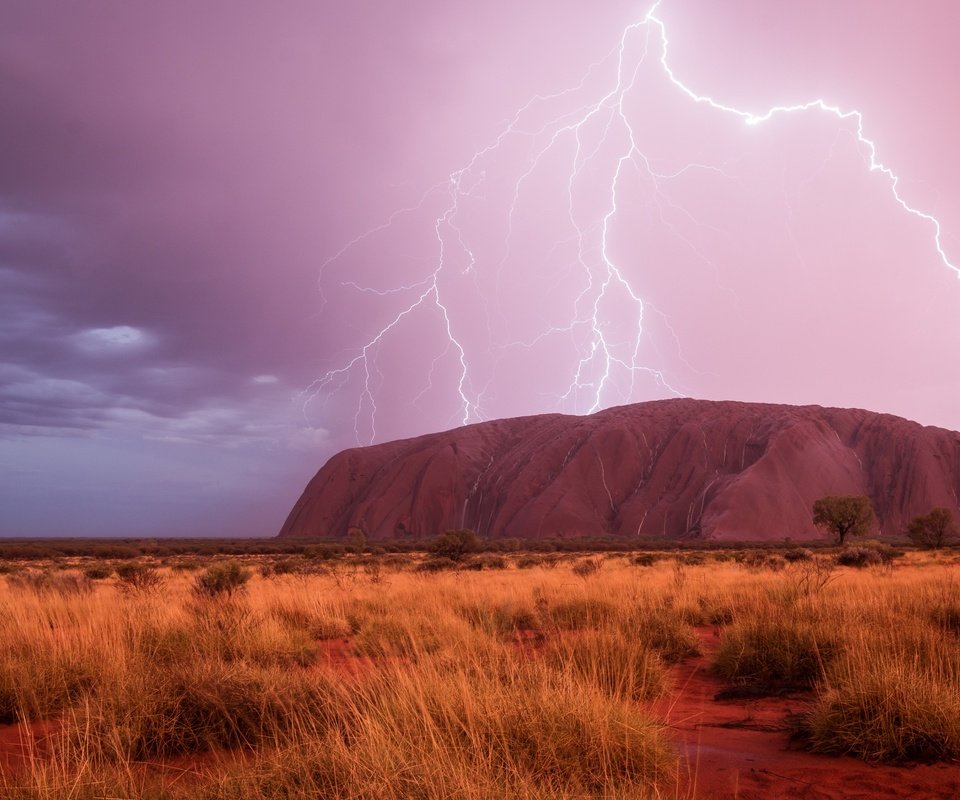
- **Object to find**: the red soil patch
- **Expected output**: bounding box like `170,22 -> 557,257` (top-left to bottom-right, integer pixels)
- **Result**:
0,719 -> 59,775
318,636 -> 363,674
659,628 -> 960,799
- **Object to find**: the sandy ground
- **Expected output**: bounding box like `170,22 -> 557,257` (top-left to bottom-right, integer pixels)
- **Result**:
660,628 -> 960,799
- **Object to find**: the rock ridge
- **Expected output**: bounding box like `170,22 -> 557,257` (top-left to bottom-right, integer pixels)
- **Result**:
279,399 -> 960,541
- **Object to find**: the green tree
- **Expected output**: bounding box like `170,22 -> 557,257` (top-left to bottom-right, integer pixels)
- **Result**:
907,508 -> 957,549
812,495 -> 875,545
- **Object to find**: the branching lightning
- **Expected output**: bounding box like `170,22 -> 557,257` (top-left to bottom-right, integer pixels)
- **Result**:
305,1 -> 957,444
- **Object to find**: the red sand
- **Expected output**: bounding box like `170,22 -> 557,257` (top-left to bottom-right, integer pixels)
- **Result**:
660,628 -> 960,799
0,719 -> 58,775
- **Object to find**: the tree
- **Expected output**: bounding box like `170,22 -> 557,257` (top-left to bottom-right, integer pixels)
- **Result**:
907,507 -> 957,549
812,495 -> 875,545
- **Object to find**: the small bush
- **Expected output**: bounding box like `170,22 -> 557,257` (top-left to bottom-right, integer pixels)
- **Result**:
194,561 -> 252,598
416,557 -> 458,573
115,563 -> 165,592
632,553 -> 660,567
873,544 -> 905,564
7,570 -> 94,596
81,661 -> 342,760
461,554 -> 507,571
259,559 -> 300,578
714,612 -> 839,690
83,565 -> 113,580
931,604 -> 960,636
516,554 -> 546,569
457,601 -> 540,639
545,631 -> 667,701
764,555 -> 787,572
303,544 -> 346,561
429,529 -> 479,562
621,605 -> 700,664
740,551 -> 768,568
802,637 -> 960,762
545,597 -> 615,631
837,547 -> 882,568
783,547 -> 813,562
571,557 -> 602,578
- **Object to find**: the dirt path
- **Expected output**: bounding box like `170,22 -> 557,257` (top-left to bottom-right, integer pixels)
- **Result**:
659,628 -> 960,799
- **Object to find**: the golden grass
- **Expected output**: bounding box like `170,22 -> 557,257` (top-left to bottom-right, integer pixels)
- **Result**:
0,550 -> 958,798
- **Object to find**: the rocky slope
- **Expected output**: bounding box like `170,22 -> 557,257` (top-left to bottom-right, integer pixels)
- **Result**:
279,399 -> 960,541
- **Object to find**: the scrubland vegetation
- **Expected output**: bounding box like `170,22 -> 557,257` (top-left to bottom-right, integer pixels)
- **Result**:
0,546 -> 958,798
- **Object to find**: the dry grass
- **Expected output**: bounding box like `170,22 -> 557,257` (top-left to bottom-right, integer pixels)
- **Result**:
0,550 -> 958,798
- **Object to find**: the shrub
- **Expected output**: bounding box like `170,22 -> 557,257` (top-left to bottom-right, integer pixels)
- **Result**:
516,554 -> 546,569
461,554 -> 507,571
714,611 -> 840,690
802,633 -> 960,762
83,565 -> 113,580
115,563 -> 165,592
545,597 -> 616,631
836,547 -> 882,568
740,551 -> 768,568
764,555 -> 787,572
259,559 -> 300,578
544,631 -> 667,701
416,557 -> 458,573
632,553 -> 660,567
457,601 -> 540,639
80,661 -> 342,760
783,547 -> 813,562
9,570 -> 95,596
931,603 -> 960,636
571,558 -> 602,578
193,561 -> 252,599
621,605 -> 700,664
302,544 -> 345,561
907,508 -> 958,549
873,544 -> 905,564
429,529 -> 479,561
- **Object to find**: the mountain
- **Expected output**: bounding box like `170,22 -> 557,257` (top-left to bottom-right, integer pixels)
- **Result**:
279,399 -> 960,541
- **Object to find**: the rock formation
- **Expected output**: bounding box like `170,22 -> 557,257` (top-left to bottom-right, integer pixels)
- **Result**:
279,399 -> 960,541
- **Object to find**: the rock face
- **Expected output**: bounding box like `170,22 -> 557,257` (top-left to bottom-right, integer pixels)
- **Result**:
279,399 -> 960,542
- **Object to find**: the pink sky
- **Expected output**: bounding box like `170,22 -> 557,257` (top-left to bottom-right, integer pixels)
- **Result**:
1,1 -> 958,536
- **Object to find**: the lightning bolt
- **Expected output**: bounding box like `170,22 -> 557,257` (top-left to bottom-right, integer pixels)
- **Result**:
644,2 -> 958,279
305,1 -> 957,445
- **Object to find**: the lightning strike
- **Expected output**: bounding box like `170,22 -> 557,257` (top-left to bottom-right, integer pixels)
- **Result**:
306,1 -> 957,445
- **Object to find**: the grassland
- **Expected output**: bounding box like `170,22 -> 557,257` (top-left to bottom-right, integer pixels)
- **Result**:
0,547 -> 958,798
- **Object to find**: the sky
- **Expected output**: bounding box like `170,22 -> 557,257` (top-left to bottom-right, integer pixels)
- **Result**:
1,1 -> 958,538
